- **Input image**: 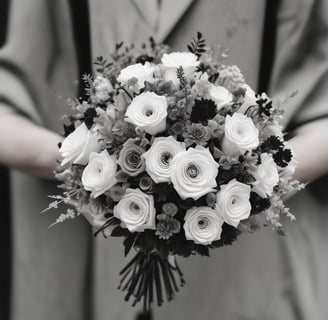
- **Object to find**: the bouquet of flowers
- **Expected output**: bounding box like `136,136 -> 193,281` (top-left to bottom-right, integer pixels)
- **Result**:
46,32 -> 302,311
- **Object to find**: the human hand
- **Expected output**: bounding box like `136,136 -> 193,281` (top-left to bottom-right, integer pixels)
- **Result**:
287,118 -> 328,183
0,104 -> 63,180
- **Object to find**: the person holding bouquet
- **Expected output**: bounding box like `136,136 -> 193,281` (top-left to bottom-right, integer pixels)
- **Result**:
0,0 -> 328,319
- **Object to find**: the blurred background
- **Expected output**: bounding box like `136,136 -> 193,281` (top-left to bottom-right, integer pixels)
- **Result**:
0,1 -> 277,319
0,1 -> 295,319
0,2 -> 11,320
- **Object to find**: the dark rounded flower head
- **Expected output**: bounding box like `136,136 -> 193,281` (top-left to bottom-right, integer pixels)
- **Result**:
261,135 -> 284,152
190,99 -> 217,123
139,175 -> 153,192
136,54 -> 154,65
155,216 -> 181,240
162,202 -> 178,216
169,122 -> 184,136
183,123 -> 211,146
250,192 -> 271,215
273,148 -> 293,167
84,108 -> 98,129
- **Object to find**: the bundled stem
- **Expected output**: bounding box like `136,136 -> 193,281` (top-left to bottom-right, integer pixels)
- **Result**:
118,251 -> 185,311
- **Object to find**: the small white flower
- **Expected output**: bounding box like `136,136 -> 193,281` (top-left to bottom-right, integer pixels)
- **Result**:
222,113 -> 259,156
183,206 -> 224,245
60,123 -> 101,166
216,179 -> 251,227
117,62 -> 154,90
142,136 -> 185,183
244,84 -> 257,102
125,92 -> 168,135
113,188 -> 156,232
93,76 -> 113,101
208,85 -> 233,110
252,153 -> 279,198
192,72 -> 211,96
161,52 -> 199,86
170,146 -> 219,200
81,150 -> 117,198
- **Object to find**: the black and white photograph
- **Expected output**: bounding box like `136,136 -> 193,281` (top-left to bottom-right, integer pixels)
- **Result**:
1,1 -> 328,319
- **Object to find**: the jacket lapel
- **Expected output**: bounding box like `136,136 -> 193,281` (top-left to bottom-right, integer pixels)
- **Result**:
157,0 -> 194,42
89,0 -> 195,59
132,0 -> 194,42
131,0 -> 161,32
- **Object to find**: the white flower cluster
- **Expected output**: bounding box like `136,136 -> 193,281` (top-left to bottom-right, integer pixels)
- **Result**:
57,48 -> 295,247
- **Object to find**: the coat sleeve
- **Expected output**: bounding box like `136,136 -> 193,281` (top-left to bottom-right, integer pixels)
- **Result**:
269,0 -> 328,131
0,0 -> 78,132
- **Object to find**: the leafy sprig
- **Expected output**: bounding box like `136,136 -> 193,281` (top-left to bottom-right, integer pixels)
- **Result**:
94,56 -> 113,74
176,66 -> 187,90
187,32 -> 206,58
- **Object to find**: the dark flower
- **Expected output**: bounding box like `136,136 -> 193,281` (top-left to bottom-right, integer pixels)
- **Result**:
139,175 -> 153,192
84,108 -> 98,129
168,108 -> 180,121
118,138 -> 145,176
136,54 -> 154,65
157,81 -> 175,96
273,148 -> 293,167
169,122 -> 184,136
183,123 -> 211,146
250,192 -> 271,215
190,99 -> 217,123
256,94 -> 273,117
162,202 -> 178,216
63,123 -> 75,137
260,135 -> 283,152
155,214 -> 181,240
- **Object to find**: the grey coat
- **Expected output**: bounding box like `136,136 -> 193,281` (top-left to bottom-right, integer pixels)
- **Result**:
1,0 -> 328,319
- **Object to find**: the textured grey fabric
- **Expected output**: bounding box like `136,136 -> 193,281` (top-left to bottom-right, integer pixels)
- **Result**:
1,0 -> 328,319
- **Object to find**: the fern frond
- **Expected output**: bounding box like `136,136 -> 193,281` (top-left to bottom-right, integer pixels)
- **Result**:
187,32 -> 206,58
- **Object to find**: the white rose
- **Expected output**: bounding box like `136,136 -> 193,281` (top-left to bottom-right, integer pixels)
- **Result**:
125,92 -> 168,135
161,52 -> 199,86
170,146 -> 219,200
142,136 -> 185,183
93,76 -> 113,101
252,153 -> 279,198
113,188 -> 156,232
222,113 -> 259,156
81,150 -> 117,198
184,206 -> 224,245
208,85 -> 233,110
117,62 -> 155,90
216,179 -> 251,227
60,123 -> 101,166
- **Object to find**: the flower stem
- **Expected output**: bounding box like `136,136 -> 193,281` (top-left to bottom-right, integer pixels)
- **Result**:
118,251 -> 185,310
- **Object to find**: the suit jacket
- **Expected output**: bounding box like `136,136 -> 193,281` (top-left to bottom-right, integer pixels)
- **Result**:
1,1 -> 328,319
